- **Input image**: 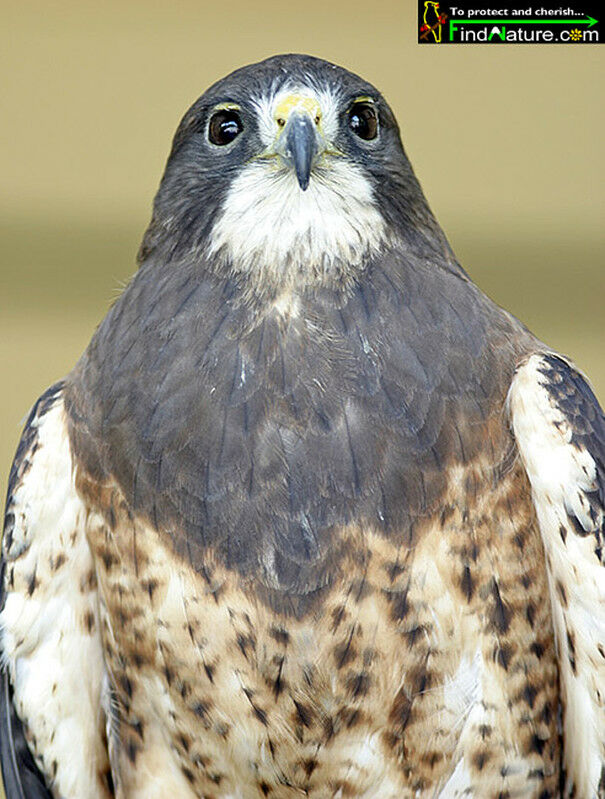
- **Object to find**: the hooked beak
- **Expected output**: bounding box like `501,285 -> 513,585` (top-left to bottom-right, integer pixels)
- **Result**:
272,94 -> 325,191
282,113 -> 318,191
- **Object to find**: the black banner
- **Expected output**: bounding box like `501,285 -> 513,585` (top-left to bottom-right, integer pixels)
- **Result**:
418,1 -> 601,43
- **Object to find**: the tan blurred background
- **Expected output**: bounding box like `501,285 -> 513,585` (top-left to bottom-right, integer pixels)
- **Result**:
1,0 -> 603,494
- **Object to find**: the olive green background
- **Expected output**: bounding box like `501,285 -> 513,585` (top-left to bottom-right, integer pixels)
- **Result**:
1,1 -> 604,495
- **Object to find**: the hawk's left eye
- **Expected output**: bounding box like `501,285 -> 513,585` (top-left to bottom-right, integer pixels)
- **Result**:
348,102 -> 378,141
208,110 -> 243,146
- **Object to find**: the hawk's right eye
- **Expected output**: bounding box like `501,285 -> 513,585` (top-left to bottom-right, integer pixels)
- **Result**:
208,110 -> 243,146
348,102 -> 378,141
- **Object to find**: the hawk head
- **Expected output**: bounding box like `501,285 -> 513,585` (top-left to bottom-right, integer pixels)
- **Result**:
139,54 -> 446,292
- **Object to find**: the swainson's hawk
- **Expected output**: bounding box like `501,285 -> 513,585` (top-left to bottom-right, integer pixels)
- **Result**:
1,54 -> 604,798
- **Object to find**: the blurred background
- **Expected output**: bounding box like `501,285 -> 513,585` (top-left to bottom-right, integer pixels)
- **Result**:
1,0 -> 603,493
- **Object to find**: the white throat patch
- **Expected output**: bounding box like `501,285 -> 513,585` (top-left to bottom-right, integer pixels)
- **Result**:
206,86 -> 389,289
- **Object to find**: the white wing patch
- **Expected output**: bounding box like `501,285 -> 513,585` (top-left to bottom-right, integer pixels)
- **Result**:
1,395 -> 111,798
509,353 -> 605,798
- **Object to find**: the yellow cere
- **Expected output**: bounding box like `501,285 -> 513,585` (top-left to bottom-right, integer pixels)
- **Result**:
274,94 -> 322,130
212,102 -> 242,111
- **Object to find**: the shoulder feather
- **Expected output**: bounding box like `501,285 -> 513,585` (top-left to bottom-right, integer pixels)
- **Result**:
509,353 -> 605,798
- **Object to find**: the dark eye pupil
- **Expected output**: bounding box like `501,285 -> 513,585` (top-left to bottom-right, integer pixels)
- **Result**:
208,110 -> 243,146
348,103 -> 378,141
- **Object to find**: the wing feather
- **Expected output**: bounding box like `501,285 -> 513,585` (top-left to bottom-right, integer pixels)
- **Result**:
1,670 -> 50,799
509,353 -> 605,798
0,385 -> 112,799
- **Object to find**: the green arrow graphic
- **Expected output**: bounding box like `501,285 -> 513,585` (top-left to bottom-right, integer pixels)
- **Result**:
450,15 -> 598,27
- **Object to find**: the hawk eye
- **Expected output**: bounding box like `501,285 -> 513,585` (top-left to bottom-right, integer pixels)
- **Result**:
208,110 -> 243,146
348,102 -> 378,141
